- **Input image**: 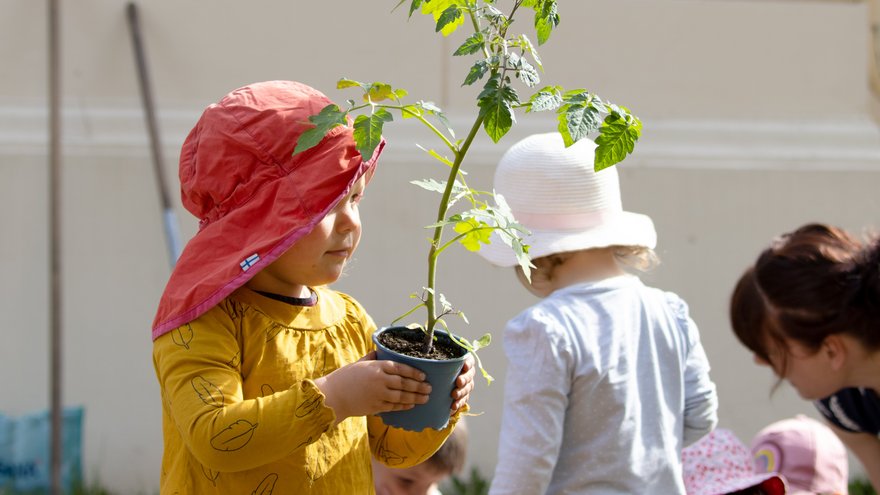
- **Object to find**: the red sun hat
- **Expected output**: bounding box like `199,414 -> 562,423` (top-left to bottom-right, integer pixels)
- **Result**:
152,80 -> 384,340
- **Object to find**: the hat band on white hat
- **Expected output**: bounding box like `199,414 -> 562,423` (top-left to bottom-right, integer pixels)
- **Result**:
513,209 -> 622,231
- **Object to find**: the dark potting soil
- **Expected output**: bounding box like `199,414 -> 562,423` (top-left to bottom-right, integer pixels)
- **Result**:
378,327 -> 467,361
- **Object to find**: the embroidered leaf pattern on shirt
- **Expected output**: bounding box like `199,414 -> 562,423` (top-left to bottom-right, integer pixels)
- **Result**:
226,351 -> 241,370
374,428 -> 407,466
293,436 -> 313,451
191,376 -> 224,408
266,324 -> 285,341
210,419 -> 258,451
201,465 -> 219,486
295,395 -> 322,418
251,473 -> 278,495
171,324 -> 194,350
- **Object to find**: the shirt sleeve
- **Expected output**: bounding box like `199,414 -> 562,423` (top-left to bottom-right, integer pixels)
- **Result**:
489,310 -> 570,495
669,294 -> 719,447
153,308 -> 337,472
367,406 -> 466,469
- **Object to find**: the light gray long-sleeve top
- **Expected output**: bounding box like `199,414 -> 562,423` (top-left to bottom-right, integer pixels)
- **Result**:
489,275 -> 718,495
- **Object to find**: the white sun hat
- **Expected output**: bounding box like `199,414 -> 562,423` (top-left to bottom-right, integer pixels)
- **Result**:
478,132 -> 657,267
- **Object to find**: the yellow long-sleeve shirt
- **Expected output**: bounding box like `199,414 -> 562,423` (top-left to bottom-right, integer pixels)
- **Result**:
153,286 -> 460,494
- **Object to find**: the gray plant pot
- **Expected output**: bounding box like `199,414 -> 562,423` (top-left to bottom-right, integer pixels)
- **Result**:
372,326 -> 468,431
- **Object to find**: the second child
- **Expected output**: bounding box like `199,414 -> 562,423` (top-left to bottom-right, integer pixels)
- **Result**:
478,132 -> 719,494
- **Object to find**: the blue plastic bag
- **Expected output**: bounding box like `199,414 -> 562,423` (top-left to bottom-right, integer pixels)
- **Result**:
0,406 -> 84,493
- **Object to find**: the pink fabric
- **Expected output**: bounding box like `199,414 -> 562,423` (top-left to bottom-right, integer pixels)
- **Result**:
683,429 -> 786,495
510,209 -> 622,231
751,415 -> 848,495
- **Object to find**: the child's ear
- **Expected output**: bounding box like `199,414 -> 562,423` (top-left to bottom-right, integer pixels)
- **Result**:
822,334 -> 847,371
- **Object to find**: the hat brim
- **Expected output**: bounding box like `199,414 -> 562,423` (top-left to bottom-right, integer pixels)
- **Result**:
477,211 -> 657,267
689,473 -> 787,495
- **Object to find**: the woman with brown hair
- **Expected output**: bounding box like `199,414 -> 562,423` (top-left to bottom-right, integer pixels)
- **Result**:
729,223 -> 880,490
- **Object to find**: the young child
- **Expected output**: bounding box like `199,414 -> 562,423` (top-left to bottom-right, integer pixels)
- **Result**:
150,80 -> 474,494
682,428 -> 786,495
477,132 -> 719,494
750,415 -> 848,495
372,417 -> 468,495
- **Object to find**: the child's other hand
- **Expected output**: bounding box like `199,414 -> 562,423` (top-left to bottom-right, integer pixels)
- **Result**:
314,351 -> 431,423
451,353 -> 475,414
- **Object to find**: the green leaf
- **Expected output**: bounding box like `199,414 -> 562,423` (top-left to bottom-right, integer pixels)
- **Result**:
415,145 -> 454,167
409,0 -> 422,17
411,178 -> 448,193
471,333 -> 491,351
454,32 -> 485,56
478,79 -> 518,143
454,218 -> 492,251
478,364 -> 494,385
480,99 -> 514,143
511,54 -> 540,87
594,114 -> 640,171
293,104 -> 348,156
558,102 -> 601,147
463,59 -> 489,86
337,78 -> 365,90
364,82 -> 395,102
562,88 -> 590,100
400,104 -> 422,119
527,86 -> 562,112
438,292 -> 454,314
352,108 -> 392,160
435,5 -> 464,35
482,4 -> 504,19
417,101 -> 455,139
484,193 -> 534,280
519,34 -> 543,71
420,0 -> 459,16
413,177 -> 469,206
534,0 -> 560,45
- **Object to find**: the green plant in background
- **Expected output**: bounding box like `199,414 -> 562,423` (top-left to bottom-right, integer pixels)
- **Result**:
850,478 -> 879,495
294,0 -> 641,381
443,466 -> 491,495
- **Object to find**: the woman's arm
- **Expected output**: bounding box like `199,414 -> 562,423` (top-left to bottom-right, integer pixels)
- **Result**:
827,422 -> 880,490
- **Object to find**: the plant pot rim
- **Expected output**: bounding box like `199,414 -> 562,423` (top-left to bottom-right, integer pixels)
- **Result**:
373,326 -> 469,363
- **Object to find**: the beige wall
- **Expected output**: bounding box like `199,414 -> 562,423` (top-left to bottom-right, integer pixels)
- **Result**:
2,0 -> 879,492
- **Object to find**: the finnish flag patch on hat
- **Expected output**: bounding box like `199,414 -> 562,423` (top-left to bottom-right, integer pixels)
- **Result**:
240,254 -> 260,271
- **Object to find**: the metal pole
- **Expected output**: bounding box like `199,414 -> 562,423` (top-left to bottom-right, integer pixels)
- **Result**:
126,2 -> 182,267
48,0 -> 63,493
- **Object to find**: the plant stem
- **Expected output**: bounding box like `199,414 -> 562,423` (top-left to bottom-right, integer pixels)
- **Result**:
423,112 -> 486,353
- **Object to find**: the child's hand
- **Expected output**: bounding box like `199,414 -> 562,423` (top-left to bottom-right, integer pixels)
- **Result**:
314,351 -> 431,423
451,353 -> 476,413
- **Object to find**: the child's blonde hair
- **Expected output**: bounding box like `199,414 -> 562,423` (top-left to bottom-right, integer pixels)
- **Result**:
612,245 -> 659,272
527,245 -> 659,285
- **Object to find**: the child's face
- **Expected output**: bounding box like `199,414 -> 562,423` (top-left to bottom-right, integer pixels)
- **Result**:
246,175 -> 366,297
372,458 -> 447,495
